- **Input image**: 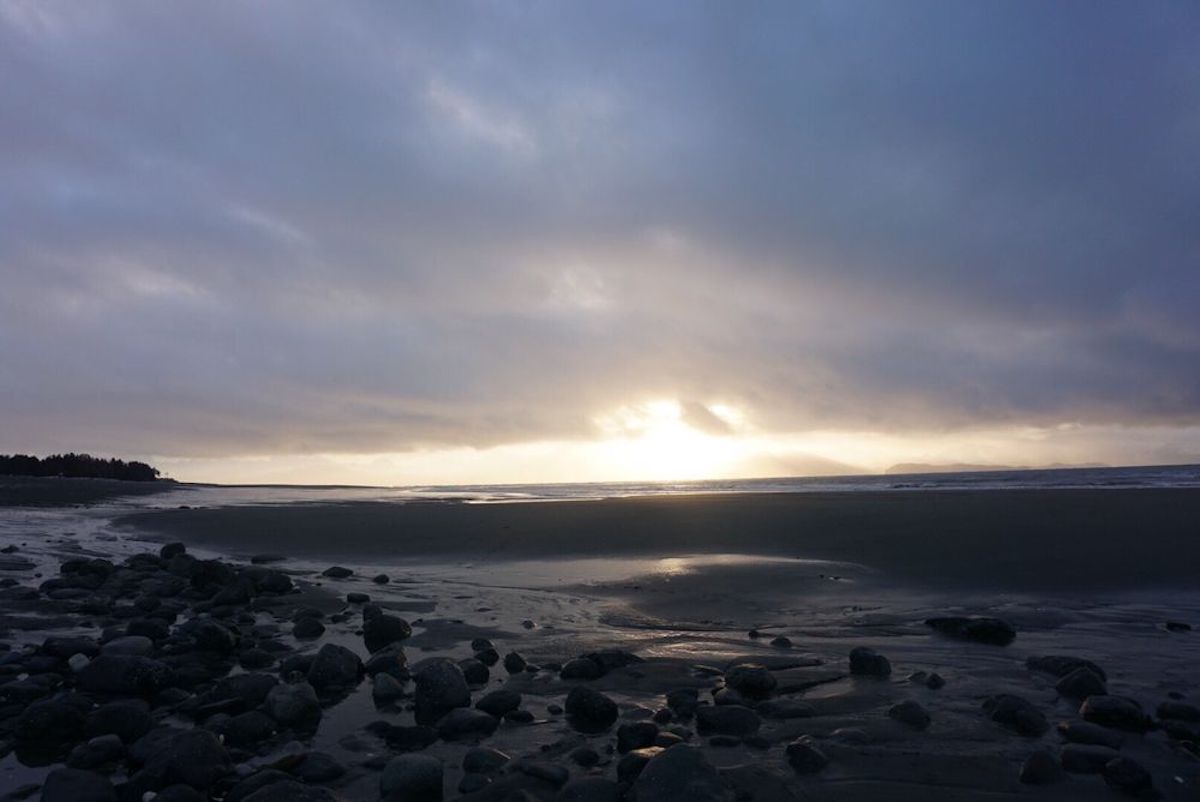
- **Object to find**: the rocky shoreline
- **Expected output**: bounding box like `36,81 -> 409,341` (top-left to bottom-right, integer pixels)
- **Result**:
0,540 -> 1198,801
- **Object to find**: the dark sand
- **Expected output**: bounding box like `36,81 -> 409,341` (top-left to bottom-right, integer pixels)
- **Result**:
0,475 -> 174,507
119,488 -> 1200,592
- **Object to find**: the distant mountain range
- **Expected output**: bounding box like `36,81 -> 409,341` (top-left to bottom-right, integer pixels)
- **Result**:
885,462 -> 1107,475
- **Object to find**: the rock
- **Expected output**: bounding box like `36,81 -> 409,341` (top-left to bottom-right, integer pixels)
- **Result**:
306,643 -> 363,690
458,657 -> 489,685
364,614 -> 412,653
76,654 -> 174,695
364,643 -> 409,679
14,698 -> 84,743
347,591 -> 370,604
724,663 -> 777,699
84,699 -> 153,742
474,647 -> 499,666
99,635 -> 154,656
503,651 -> 527,674
280,751 -> 346,783
373,672 -> 407,703
1056,667 -> 1107,700
176,618 -> 238,653
160,543 -> 186,560
561,656 -> 604,680
558,776 -> 622,802
925,616 -> 1016,645
695,705 -> 761,736
1157,701 -> 1200,722
373,574 -> 390,584
155,785 -> 207,802
1103,756 -> 1153,795
476,689 -> 522,717
225,769 -> 294,802
380,753 -> 443,800
206,672 -> 279,707
925,672 -> 946,689
1165,621 -> 1192,632
1026,655 -> 1107,681
564,685 -> 619,733
126,618 -> 170,641
436,708 -> 499,740
1060,743 -> 1121,773
1019,749 -> 1061,784
983,694 -> 1048,736
321,566 -> 353,578
632,744 -> 730,802
848,647 -> 891,677
770,636 -> 793,649
785,736 -> 829,774
1056,720 -> 1123,748
293,618 -> 325,639
42,636 -> 100,659
137,728 -> 232,790
250,553 -> 286,564
757,699 -> 815,719
510,758 -> 569,787
1079,695 -> 1150,732
617,747 -> 662,783
463,746 -> 510,773
665,688 -> 699,718
217,710 -> 278,748
888,700 -> 931,730
255,571 -> 294,594
243,780 -> 340,802
570,745 -> 600,767
40,768 -> 117,802
618,721 -> 660,753
66,734 -> 124,769
413,658 -> 470,721
264,681 -> 321,727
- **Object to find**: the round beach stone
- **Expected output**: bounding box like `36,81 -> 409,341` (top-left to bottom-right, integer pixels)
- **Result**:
558,776 -> 622,802
436,708 -> 499,740
983,694 -> 1048,736
373,672 -> 406,703
561,656 -> 604,680
380,754 -> 443,799
1103,756 -> 1153,795
413,657 -> 471,720
849,646 -> 891,677
265,681 -> 321,726
565,685 -> 619,733
1079,695 -> 1149,732
725,663 -> 777,699
293,618 -> 325,639
633,745 -> 727,802
475,689 -> 521,717
888,700 -> 931,730
503,651 -> 527,674
695,704 -> 761,736
1057,719 -> 1123,748
1019,750 -> 1061,784
925,616 -> 1016,645
462,746 -> 509,774
306,643 -> 363,689
1060,743 -> 1121,774
41,768 -> 117,802
786,736 -> 829,774
617,721 -> 660,753
364,614 -> 413,653
1056,667 -> 1107,700
322,566 -> 353,578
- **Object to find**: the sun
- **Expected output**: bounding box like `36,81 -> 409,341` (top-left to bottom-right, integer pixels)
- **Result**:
592,400 -> 746,481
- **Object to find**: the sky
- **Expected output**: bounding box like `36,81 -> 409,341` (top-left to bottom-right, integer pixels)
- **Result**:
2,1 -> 1199,485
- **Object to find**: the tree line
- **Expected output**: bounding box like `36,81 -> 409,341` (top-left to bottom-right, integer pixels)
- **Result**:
0,453 -> 163,482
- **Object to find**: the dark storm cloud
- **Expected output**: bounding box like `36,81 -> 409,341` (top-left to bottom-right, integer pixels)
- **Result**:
1,0 -> 1198,458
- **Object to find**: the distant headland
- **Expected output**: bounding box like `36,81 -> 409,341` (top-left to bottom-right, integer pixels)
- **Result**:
0,452 -> 164,482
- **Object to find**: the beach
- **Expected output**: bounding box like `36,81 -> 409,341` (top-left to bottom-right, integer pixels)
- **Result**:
1,479 -> 1198,800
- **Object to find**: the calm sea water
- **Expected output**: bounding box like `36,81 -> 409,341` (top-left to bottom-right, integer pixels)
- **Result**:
151,462 -> 1200,507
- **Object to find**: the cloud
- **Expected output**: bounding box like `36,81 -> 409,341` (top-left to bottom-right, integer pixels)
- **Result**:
0,1 -> 1198,473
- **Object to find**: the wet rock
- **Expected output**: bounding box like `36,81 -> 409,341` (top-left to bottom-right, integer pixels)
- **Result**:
84,699 -> 153,743
565,686 -> 618,733
264,681 -> 321,727
558,776 -> 622,802
925,616 -> 1016,645
42,636 -> 100,659
40,768 -> 117,802
633,744 -> 730,801
176,618 -> 238,654
786,736 -> 829,774
1056,720 -> 1123,748
1026,655 -> 1107,681
770,636 -> 793,649
1056,667 -> 1107,700
1060,743 -> 1121,773
242,780 -> 340,802
369,722 -> 438,752
380,753 -> 443,800
77,654 -> 175,695
617,747 -> 663,783
321,566 -> 353,578
347,591 -> 370,604
1103,756 -> 1154,796
888,700 -> 931,730
373,672 -> 407,703
292,618 -> 325,639
225,769 -> 294,802
1157,701 -> 1200,722
476,689 -> 521,717
848,646 -> 891,677
413,658 -> 471,721
757,699 -> 815,720
474,647 -> 499,666
363,614 -> 412,653
503,651 -> 527,674
136,728 -> 232,790
14,697 -> 84,743
126,618 -> 170,641
250,553 -> 286,564
255,571 -> 294,594
463,746 -> 510,773
1080,695 -> 1150,732
280,751 -> 346,783
570,745 -> 600,767
510,758 -> 569,787
984,694 -> 1048,736
1165,621 -> 1192,632
561,656 -> 604,680
306,643 -> 364,690
160,543 -> 186,560
695,705 -> 761,736
436,708 -> 499,740
1019,750 -> 1061,784
724,663 -> 776,699
925,672 -> 946,689
364,642 -> 409,679
154,785 -> 207,802
99,635 -> 154,656
458,773 -> 489,794
373,574 -> 390,584
216,710 -> 278,748
618,721 -> 660,753
66,733 -> 124,769
665,688 -> 699,718
458,657 -> 489,685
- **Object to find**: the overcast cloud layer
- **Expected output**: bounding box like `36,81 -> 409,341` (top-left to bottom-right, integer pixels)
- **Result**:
2,1 -> 1198,478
